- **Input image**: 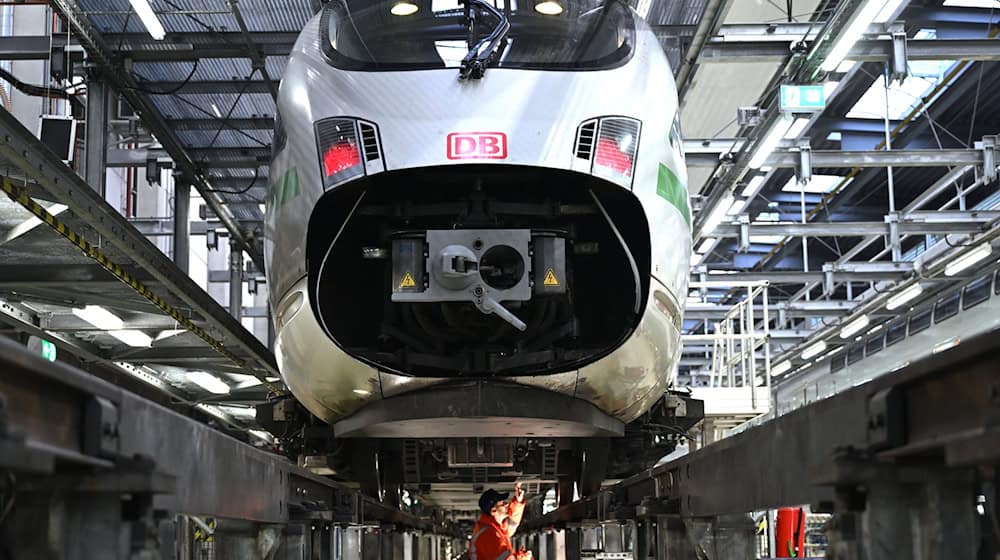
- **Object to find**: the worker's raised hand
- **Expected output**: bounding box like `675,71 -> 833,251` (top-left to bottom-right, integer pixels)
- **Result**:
514,481 -> 525,502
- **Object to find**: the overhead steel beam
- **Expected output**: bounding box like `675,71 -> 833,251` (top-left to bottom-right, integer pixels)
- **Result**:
0,264 -> 157,287
134,80 -> 275,94
107,147 -> 270,168
711,213 -> 999,238
693,270 -> 903,284
226,0 -> 280,101
0,35 -> 67,60
49,0 -> 265,271
685,147 -> 984,168
699,38 -> 1000,64
164,117 -> 273,131
100,31 -> 298,60
685,300 -> 853,320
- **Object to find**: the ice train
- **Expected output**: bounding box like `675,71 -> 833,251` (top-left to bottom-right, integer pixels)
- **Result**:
261,0 -> 694,503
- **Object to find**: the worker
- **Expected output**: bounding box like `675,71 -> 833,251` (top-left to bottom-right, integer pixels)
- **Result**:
470,482 -> 532,560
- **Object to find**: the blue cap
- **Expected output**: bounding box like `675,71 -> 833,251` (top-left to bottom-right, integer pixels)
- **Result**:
479,489 -> 510,514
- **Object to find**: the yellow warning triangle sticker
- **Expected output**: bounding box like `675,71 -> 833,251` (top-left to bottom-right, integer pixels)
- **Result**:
399,271 -> 416,288
543,268 -> 560,286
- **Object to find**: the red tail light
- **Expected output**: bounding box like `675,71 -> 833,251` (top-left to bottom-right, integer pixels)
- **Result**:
323,142 -> 361,177
583,116 -> 641,187
595,137 -> 633,176
315,117 -> 364,187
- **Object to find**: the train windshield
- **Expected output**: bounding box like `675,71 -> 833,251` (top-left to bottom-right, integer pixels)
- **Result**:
322,0 -> 635,71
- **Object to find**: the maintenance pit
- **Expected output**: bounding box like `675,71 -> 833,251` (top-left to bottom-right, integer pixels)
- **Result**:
0,0 -> 999,559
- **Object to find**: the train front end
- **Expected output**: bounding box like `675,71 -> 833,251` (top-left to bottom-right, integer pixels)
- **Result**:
264,0 -> 692,481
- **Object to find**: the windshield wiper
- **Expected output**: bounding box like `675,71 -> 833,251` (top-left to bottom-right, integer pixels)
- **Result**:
459,0 -> 510,80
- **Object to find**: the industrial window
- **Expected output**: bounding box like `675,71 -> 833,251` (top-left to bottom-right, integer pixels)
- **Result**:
933,292 -> 960,324
885,319 -> 906,347
847,344 -> 864,365
962,273 -> 993,310
865,334 -> 883,356
908,307 -> 932,335
995,271 -> 1000,295
829,351 -> 846,373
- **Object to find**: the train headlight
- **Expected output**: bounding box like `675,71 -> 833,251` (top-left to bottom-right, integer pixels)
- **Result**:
576,116 -> 641,188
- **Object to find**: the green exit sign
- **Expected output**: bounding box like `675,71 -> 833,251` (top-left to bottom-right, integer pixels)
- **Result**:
780,84 -> 826,112
41,339 -> 57,362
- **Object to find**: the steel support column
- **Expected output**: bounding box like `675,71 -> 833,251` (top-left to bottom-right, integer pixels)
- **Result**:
229,237 -> 243,320
173,180 -> 190,274
83,74 -> 107,195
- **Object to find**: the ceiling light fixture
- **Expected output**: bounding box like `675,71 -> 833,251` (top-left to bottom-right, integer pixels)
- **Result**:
783,117 -> 810,140
109,330 -> 152,348
747,117 -> 793,169
390,1 -> 419,16
820,0 -> 887,72
839,315 -> 870,339
771,361 -> 792,376
72,305 -> 124,330
873,0 -> 906,23
726,198 -> 748,216
189,371 -> 231,394
695,237 -> 717,254
701,192 -> 734,234
128,0 -> 166,40
944,243 -> 992,276
534,1 -> 564,14
801,341 -> 827,360
886,283 -> 922,310
740,175 -> 766,198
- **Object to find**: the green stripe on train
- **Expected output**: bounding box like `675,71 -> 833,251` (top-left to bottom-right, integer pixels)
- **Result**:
656,163 -> 690,226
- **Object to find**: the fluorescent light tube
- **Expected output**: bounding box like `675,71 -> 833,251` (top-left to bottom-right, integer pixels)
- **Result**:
944,243 -> 992,276
726,198 -> 748,216
128,0 -> 166,40
783,118 -> 810,140
771,360 -> 792,376
72,305 -> 124,330
886,284 -> 922,310
839,315 -> 870,339
110,329 -> 152,348
748,118 -> 793,169
802,341 -> 827,360
873,0 -> 906,23
741,176 -> 766,197
932,338 -> 960,354
189,371 -> 231,394
702,192 -> 734,234
820,0 -> 886,72
696,238 -> 717,254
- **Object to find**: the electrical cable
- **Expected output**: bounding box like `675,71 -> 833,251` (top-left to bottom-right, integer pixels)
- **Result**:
0,67 -> 83,115
131,60 -> 200,95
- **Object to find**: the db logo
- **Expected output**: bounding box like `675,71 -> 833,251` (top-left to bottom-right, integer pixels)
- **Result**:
447,132 -> 508,160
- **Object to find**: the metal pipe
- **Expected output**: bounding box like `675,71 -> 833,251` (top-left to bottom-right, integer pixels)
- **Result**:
674,0 -> 728,99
